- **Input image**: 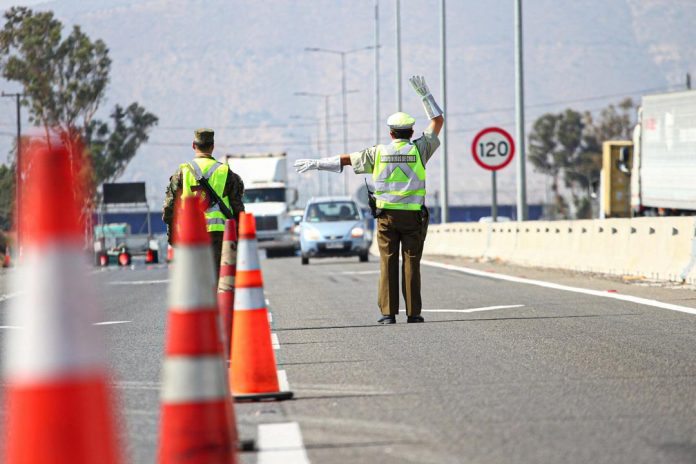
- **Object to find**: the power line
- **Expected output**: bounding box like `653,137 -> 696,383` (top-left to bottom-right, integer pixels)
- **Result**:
151,84 -> 672,133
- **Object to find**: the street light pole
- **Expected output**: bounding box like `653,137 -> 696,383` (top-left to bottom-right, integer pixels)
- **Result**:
514,0 -> 528,221
305,46 -> 374,196
2,91 -> 23,245
340,53 -> 349,195
395,0 -> 402,111
374,1 -> 381,145
439,0 -> 449,223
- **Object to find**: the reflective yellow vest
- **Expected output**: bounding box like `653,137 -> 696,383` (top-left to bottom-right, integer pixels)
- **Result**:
180,157 -> 232,232
372,140 -> 426,211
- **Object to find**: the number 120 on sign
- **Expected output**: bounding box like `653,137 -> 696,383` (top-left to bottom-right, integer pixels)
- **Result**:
471,127 -> 516,171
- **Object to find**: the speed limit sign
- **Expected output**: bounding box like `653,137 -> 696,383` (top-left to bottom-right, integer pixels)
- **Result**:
471,127 -> 515,171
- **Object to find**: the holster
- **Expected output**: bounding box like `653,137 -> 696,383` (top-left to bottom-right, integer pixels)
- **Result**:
367,189 -> 382,218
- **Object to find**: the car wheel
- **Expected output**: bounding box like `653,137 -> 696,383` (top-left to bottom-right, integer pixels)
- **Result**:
301,255 -> 309,265
359,252 -> 369,263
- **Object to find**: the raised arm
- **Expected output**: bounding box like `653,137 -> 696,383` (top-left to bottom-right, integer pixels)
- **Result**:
409,75 -> 444,136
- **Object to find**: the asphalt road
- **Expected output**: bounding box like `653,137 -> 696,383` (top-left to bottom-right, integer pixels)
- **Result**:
2,253 -> 696,463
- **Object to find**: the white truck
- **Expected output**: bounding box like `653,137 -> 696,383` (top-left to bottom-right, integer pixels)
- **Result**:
224,152 -> 298,254
630,89 -> 696,215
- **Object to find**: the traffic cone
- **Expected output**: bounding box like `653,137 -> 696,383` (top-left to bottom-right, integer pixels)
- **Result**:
117,249 -> 131,266
230,212 -> 293,401
145,248 -> 155,264
158,196 -> 238,463
2,246 -> 10,268
2,140 -> 122,463
166,244 -> 174,262
217,219 -> 237,360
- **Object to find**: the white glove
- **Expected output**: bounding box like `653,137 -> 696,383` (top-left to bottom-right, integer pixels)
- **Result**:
409,75 -> 443,119
294,156 -> 342,174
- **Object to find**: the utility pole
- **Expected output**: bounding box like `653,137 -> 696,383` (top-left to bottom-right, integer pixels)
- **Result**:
395,0 -> 402,111
2,91 -> 23,245
439,0 -> 449,223
375,2 -> 381,145
305,46 -> 373,196
514,0 -> 528,220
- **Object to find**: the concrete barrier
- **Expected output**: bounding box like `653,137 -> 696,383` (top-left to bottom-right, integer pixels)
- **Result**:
369,217 -> 696,284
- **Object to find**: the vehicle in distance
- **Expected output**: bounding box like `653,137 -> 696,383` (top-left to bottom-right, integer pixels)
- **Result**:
478,216 -> 511,223
224,152 -> 297,255
299,197 -> 370,265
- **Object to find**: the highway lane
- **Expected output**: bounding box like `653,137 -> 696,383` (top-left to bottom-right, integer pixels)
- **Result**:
1,255 -> 696,463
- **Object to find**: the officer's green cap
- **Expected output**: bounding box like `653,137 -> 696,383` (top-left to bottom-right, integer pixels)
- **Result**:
387,112 -> 415,129
193,128 -> 214,145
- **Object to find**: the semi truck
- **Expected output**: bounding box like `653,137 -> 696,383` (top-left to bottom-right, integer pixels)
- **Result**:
224,152 -> 298,254
602,89 -> 696,217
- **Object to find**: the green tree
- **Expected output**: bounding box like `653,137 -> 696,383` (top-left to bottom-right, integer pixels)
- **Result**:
528,113 -> 569,218
0,6 -> 158,227
0,163 -> 14,230
529,99 -> 636,220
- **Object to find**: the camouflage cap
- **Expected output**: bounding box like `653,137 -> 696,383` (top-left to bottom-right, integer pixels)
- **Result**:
193,128 -> 214,145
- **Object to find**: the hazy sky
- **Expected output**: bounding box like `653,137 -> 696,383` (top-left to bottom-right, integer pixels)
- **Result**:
0,0 -> 694,207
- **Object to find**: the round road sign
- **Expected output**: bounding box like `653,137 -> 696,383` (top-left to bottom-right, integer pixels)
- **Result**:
471,127 -> 516,171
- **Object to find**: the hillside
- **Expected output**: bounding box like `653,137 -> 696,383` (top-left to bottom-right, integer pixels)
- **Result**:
0,0 -> 694,208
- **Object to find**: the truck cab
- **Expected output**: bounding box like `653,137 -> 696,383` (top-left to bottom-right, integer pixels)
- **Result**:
224,153 -> 298,254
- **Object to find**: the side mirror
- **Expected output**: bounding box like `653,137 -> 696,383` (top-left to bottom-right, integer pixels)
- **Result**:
590,179 -> 599,199
288,188 -> 299,206
617,146 -> 631,174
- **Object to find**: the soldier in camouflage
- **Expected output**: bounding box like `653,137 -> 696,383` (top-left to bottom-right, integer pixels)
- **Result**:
162,129 -> 245,278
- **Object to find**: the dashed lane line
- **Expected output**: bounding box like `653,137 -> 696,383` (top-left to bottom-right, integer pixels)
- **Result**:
94,320 -> 132,326
422,259 -> 696,316
108,279 -> 169,285
0,292 -> 21,303
423,304 -> 525,313
257,422 -> 310,464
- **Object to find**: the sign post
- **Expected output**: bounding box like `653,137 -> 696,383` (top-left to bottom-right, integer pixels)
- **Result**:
471,127 -> 516,222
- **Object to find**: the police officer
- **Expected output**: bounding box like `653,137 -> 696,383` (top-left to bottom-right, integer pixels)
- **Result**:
162,129 -> 245,278
294,76 -> 444,324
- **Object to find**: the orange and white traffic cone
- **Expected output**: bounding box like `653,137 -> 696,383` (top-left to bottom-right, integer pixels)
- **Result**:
2,246 -> 10,268
158,196 -> 238,463
2,140 -> 122,464
145,248 -> 155,264
166,244 -> 174,263
217,219 -> 237,360
230,212 -> 293,401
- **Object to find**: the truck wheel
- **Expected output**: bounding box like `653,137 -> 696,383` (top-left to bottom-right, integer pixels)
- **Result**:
359,252 -> 369,263
301,255 -> 309,265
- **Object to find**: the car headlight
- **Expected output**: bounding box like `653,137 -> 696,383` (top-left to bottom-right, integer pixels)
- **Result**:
303,228 -> 321,241
351,227 -> 365,238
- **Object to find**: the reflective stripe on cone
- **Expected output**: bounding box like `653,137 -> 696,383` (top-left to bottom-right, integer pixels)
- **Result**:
229,212 -> 293,401
158,196 -> 238,464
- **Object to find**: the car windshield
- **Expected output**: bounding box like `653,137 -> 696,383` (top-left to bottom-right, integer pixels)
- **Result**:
305,201 -> 360,222
243,188 -> 285,203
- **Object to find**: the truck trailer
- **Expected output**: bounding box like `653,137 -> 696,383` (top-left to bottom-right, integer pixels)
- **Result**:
602,89 -> 696,218
224,152 -> 298,254
631,89 -> 696,215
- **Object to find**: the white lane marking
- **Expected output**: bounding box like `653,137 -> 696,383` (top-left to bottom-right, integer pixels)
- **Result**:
0,325 -> 21,329
0,292 -> 22,303
423,304 -> 525,313
108,279 -> 169,285
94,320 -> 132,326
272,333 -> 280,349
340,270 -> 380,275
257,422 -> 310,464
268,311 -> 273,323
278,369 -> 290,392
422,259 -> 696,316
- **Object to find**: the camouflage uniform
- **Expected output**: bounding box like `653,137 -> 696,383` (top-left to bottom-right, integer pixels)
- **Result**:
162,129 -> 245,277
